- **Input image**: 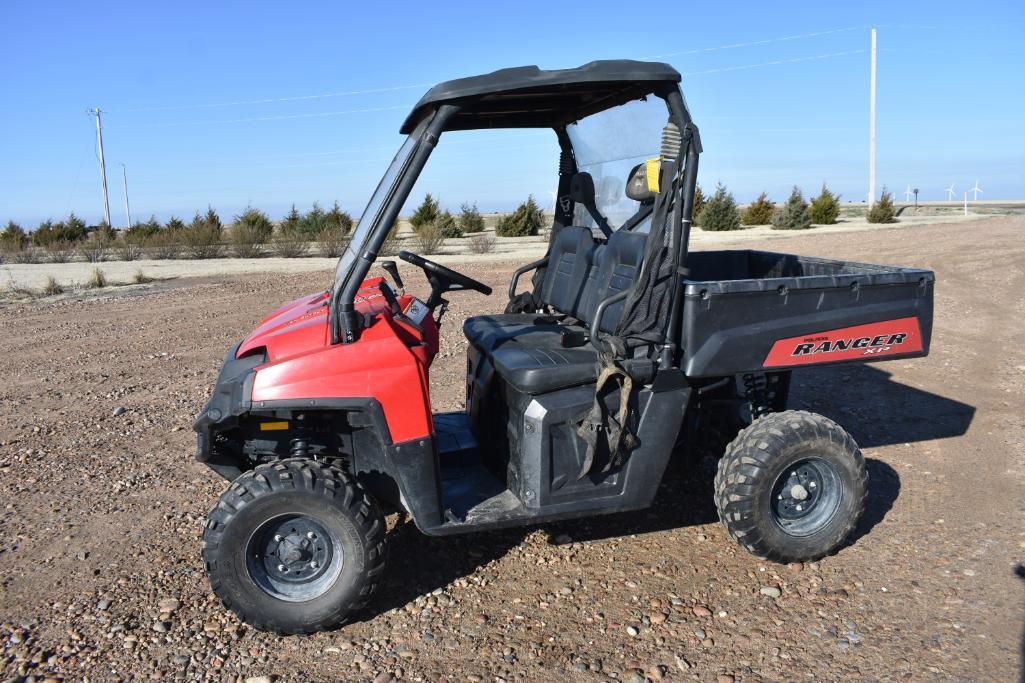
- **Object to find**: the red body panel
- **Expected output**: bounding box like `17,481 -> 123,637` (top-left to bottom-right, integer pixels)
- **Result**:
239,278 -> 440,444
763,317 -> 923,368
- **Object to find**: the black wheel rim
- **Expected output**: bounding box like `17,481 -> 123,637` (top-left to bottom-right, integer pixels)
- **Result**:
246,514 -> 343,602
769,457 -> 842,537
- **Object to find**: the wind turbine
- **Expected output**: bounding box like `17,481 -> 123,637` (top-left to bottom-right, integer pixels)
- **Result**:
970,180 -> 983,201
945,183 -> 956,201
904,185 -> 913,202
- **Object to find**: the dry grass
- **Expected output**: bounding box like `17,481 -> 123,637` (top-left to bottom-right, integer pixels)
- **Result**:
86,268 -> 107,289
413,225 -> 445,255
132,269 -> 153,284
468,232 -> 496,254
41,276 -> 64,296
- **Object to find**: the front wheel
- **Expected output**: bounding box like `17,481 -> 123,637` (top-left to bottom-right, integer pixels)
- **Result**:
202,458 -> 386,634
713,410 -> 867,563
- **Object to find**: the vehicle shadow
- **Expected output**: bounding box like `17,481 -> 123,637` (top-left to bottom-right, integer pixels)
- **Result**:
1016,563 -> 1025,683
358,365 -> 968,623
788,364 -> 975,448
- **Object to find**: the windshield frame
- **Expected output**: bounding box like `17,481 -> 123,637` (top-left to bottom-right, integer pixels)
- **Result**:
329,105 -> 456,343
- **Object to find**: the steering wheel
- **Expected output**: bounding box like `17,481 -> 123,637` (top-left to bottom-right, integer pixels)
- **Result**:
398,250 -> 492,307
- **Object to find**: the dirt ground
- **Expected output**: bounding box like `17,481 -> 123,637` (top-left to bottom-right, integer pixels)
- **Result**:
1,216 -> 1023,682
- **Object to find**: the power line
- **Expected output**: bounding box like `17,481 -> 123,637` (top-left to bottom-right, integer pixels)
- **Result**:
680,49 -> 867,77
105,25 -> 869,118
107,104 -> 413,128
642,26 -> 864,59
109,83 -> 432,114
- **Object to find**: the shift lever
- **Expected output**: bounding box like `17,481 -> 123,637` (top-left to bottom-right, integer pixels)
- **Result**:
380,260 -> 404,295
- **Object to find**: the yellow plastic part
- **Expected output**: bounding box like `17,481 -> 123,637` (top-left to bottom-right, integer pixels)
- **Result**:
259,421 -> 289,431
645,157 -> 661,193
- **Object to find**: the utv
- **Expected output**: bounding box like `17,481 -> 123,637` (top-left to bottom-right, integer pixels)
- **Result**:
194,60 -> 934,633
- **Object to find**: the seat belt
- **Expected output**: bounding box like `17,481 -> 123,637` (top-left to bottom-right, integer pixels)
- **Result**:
575,150 -> 683,479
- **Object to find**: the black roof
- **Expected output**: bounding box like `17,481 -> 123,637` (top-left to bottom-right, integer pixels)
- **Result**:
399,60 -> 681,134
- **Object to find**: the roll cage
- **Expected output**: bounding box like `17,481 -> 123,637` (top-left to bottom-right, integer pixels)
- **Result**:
328,60 -> 702,353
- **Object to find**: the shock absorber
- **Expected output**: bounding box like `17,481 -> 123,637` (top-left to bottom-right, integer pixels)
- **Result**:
289,438 -> 309,459
742,373 -> 773,419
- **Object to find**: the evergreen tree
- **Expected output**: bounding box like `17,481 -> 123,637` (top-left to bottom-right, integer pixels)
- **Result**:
496,196 -> 545,237
741,192 -> 775,225
325,201 -> 354,234
699,183 -> 742,231
410,194 -> 441,230
809,183 -> 842,224
279,205 -> 301,234
458,202 -> 485,233
772,187 -> 813,231
692,184 -> 705,225
435,210 -> 462,238
867,188 -> 898,224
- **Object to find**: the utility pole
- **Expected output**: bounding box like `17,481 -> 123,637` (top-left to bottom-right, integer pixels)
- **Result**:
868,27 -> 878,208
88,108 -> 112,227
121,164 -> 133,229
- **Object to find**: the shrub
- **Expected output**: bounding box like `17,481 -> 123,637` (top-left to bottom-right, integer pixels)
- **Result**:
271,231 -> 308,258
231,206 -> 272,240
78,234 -> 111,262
468,232 -> 495,254
741,192 -> 775,226
809,183 -> 842,224
279,205 -> 301,234
182,211 -> 223,259
325,201 -> 354,234
379,223 -> 401,256
318,226 -> 350,258
436,211 -> 462,238
33,213 -> 90,245
496,196 -> 544,237
86,267 -> 107,289
7,244 -> 41,264
867,189 -> 898,224
692,184 -> 706,225
164,216 -> 186,233
772,186 -> 812,231
46,240 -> 76,263
410,194 -> 440,231
1,221 -> 27,250
699,183 -> 742,232
146,231 -> 183,259
115,234 -> 144,261
41,276 -> 63,296
296,203 -> 329,237
231,208 -> 273,257
133,269 -> 152,284
64,213 -> 89,242
413,224 -> 445,254
459,203 -> 485,233
126,215 -> 161,240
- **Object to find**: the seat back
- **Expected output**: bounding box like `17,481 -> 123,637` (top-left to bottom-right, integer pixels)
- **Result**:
538,226 -> 596,316
578,230 -> 647,332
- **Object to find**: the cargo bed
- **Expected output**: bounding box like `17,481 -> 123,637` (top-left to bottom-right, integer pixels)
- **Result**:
680,250 -> 935,377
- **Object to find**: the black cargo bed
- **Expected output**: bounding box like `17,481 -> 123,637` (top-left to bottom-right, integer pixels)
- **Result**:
680,250 -> 935,377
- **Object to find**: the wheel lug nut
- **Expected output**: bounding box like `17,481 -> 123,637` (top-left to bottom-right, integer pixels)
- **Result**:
311,561 -> 319,569
273,534 -> 283,542
277,564 -> 287,572
307,531 -> 317,540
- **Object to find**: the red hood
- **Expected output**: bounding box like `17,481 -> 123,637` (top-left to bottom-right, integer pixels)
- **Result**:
237,291 -> 331,361
235,277 -> 394,362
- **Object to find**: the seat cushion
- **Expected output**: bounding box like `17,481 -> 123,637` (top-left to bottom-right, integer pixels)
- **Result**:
463,314 -> 566,351
491,345 -> 598,394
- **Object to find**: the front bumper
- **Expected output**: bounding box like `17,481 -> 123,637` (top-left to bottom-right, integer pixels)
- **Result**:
192,342 -> 265,479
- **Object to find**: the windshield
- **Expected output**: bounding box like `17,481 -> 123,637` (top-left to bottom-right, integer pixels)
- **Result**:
333,131 -> 421,285
566,96 -> 668,230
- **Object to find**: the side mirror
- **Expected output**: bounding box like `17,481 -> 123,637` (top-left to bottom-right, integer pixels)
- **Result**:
380,260 -> 404,294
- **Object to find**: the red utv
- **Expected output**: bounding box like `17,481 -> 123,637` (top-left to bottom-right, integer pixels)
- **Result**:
194,61 -> 934,633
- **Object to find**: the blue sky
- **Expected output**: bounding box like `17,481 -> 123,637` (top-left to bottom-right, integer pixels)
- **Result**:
2,1 -> 1023,227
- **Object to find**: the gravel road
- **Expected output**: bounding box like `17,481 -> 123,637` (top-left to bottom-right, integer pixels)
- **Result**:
1,216 -> 1023,681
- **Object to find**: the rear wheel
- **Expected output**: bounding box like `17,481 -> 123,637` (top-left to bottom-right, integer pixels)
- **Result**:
202,458 -> 386,634
713,410 -> 866,563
